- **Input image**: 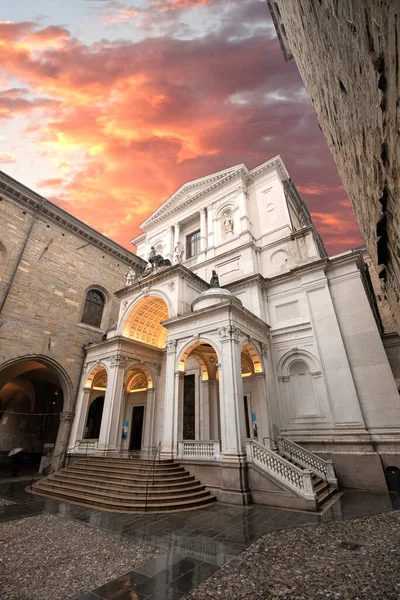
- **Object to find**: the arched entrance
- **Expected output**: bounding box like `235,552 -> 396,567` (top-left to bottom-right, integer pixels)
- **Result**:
82,365 -> 107,442
85,396 -> 104,440
178,341 -> 220,443
241,342 -> 267,443
0,356 -> 72,476
123,367 -> 153,454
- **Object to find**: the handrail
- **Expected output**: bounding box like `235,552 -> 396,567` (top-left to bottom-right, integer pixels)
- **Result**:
263,436 -> 337,485
144,441 -> 161,513
246,439 -> 315,499
278,437 -> 337,484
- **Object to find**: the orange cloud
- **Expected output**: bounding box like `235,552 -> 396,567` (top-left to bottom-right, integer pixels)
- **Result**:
0,7 -> 363,255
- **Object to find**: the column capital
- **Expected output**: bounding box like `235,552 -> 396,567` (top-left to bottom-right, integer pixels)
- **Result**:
110,354 -> 129,369
60,411 -> 74,423
218,325 -> 241,342
166,339 -> 177,353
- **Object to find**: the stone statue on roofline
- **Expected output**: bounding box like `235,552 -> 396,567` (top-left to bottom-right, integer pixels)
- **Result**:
142,246 -> 172,277
210,270 -> 220,288
124,267 -> 136,287
174,242 -> 184,263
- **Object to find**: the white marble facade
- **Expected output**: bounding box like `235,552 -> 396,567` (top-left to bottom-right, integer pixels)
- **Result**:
68,155 -> 400,493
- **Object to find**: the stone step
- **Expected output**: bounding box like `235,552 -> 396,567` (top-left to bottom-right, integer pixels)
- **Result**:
61,467 -> 194,484
34,480 -> 210,502
75,456 -> 173,466
77,458 -> 176,469
316,486 -> 337,507
314,480 -> 329,496
29,485 -> 217,513
68,462 -> 186,476
51,472 -> 200,491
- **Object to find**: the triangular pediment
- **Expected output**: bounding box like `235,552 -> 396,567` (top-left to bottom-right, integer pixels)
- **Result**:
139,164 -> 245,229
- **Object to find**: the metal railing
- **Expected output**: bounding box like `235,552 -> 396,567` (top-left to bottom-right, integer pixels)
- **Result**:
144,441 -> 162,513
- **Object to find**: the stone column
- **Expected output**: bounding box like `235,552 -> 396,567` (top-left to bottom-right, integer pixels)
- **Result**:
217,325 -> 251,505
169,226 -> 174,261
200,208 -> 207,252
97,355 -> 128,454
174,223 -> 180,249
142,388 -> 156,458
161,340 -> 178,459
199,380 -> 210,440
207,204 -> 214,255
218,326 -> 247,457
209,380 -> 220,439
68,387 -> 90,448
51,411 -> 74,472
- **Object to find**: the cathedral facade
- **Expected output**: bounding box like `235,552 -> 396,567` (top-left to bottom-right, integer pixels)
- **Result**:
67,156 -> 400,506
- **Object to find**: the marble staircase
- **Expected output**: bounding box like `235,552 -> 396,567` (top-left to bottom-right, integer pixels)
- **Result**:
29,456 -> 216,513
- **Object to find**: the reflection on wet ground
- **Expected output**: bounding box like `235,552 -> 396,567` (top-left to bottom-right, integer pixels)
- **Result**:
1,480 -> 399,600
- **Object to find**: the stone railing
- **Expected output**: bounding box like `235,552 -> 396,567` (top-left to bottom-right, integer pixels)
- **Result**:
278,437 -> 337,485
177,440 -> 221,461
246,440 -> 315,500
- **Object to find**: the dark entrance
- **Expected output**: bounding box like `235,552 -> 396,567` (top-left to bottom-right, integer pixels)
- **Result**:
243,395 -> 251,438
129,406 -> 144,451
183,374 -> 195,439
85,396 -> 104,439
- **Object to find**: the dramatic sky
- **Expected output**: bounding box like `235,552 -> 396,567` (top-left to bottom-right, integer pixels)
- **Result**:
0,0 -> 362,253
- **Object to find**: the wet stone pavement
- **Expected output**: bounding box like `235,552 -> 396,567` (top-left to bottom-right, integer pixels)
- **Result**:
1,478 -> 399,600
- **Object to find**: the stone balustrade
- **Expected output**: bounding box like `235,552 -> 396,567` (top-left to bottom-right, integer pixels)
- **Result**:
246,439 -> 315,500
177,440 -> 221,460
278,437 -> 337,485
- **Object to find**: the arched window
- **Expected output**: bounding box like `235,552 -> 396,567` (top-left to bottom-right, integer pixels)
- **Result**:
81,289 -> 105,328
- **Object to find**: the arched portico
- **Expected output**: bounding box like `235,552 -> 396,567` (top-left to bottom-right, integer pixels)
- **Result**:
177,341 -> 221,447
122,365 -> 155,456
0,355 -> 74,473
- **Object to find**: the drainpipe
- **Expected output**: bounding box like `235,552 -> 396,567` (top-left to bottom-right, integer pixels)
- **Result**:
0,202 -> 43,318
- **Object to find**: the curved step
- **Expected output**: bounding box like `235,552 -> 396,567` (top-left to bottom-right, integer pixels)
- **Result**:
33,480 -> 210,502
29,485 -> 216,513
50,473 -> 201,491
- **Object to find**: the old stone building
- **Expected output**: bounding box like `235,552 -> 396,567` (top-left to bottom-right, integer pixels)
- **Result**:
267,0 -> 400,333
0,170 -> 144,465
25,155 -> 399,513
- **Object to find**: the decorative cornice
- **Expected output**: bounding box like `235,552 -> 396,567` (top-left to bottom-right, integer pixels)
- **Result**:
0,171 -> 145,268
114,263 -> 209,298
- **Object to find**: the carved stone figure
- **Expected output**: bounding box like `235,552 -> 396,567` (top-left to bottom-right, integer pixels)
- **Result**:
223,214 -> 234,235
124,267 -> 136,287
210,270 -> 220,288
174,242 -> 184,263
142,247 -> 172,277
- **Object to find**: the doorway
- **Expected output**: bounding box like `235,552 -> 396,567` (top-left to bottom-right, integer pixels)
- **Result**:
129,406 -> 144,451
243,395 -> 251,439
84,396 -> 104,439
183,374 -> 195,439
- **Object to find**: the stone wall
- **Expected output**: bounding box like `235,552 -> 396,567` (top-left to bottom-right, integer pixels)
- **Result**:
0,176 -> 144,413
268,0 -> 400,332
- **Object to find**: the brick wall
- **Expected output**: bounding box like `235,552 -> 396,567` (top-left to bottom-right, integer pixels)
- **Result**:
0,187 -> 142,402
268,0 -> 400,332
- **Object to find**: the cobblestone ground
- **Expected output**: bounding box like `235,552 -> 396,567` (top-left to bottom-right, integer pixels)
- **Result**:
186,511 -> 400,600
0,513 -> 164,600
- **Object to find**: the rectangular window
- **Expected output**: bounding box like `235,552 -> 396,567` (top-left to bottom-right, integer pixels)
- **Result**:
186,229 -> 200,259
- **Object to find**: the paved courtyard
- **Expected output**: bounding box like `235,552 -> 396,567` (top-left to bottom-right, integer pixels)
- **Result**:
0,478 -> 399,600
